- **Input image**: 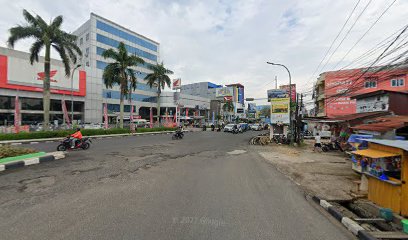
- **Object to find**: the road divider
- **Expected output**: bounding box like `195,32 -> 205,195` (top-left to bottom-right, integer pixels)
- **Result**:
0,151 -> 65,172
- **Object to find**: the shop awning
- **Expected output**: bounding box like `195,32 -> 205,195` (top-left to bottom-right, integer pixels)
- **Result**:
352,149 -> 400,158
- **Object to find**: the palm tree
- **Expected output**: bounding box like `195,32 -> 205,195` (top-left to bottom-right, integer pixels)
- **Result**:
222,101 -> 234,121
102,42 -> 145,129
8,9 -> 82,130
144,62 -> 174,123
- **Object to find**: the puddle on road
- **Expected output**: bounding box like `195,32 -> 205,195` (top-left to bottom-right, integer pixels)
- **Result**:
227,150 -> 247,155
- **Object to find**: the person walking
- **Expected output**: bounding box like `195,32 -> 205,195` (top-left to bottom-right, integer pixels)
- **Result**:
313,132 -> 322,152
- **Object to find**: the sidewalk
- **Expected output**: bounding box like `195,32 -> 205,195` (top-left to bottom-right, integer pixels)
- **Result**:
254,141 -> 360,201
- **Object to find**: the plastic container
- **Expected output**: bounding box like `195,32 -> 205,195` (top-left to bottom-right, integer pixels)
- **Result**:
402,219 -> 408,233
379,208 -> 393,222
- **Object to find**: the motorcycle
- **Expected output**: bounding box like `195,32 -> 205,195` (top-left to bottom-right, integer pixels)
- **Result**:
322,141 -> 343,152
172,131 -> 184,140
57,136 -> 92,151
232,128 -> 239,134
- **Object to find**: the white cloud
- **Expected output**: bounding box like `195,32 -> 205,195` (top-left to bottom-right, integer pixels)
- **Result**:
0,0 -> 406,106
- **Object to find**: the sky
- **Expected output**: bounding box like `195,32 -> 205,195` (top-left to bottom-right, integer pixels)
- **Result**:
0,0 -> 406,107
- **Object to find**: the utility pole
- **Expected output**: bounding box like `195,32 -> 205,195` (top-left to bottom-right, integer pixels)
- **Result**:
295,93 -> 300,143
300,94 -> 303,143
266,62 -> 293,145
275,76 -> 278,89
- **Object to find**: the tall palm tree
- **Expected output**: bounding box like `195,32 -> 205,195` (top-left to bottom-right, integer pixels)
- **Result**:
8,9 -> 81,130
144,62 -> 174,123
222,101 -> 234,121
102,42 -> 144,128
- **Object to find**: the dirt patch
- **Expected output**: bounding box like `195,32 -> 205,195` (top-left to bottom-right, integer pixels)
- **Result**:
255,143 -> 360,201
18,175 -> 56,193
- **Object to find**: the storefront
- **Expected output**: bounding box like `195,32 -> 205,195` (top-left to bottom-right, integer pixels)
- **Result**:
351,139 -> 408,215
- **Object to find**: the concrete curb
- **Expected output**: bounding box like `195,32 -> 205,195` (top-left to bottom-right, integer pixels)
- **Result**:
0,130 -> 189,146
311,195 -> 377,240
0,151 -> 65,172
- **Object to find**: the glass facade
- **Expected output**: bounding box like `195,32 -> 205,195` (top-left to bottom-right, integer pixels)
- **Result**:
96,34 -> 157,62
103,90 -> 157,103
0,96 -> 15,109
96,20 -> 158,52
96,47 -> 155,70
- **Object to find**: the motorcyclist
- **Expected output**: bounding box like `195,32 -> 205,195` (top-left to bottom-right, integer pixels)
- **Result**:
70,128 -> 83,149
176,125 -> 183,137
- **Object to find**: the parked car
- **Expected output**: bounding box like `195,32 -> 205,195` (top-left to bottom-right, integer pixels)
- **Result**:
251,124 -> 262,131
224,124 -> 236,132
238,123 -> 249,132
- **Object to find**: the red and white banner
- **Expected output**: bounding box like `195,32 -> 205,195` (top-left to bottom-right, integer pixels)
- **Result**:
172,78 -> 181,90
104,103 -> 108,129
61,99 -> 70,126
14,96 -> 19,133
185,108 -> 189,117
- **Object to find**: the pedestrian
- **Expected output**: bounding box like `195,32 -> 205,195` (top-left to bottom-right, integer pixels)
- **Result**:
313,132 -> 322,152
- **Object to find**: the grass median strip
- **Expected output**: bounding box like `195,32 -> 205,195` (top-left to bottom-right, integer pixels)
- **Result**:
0,152 -> 46,164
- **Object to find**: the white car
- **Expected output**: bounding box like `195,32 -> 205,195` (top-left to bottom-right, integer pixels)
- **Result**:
251,124 -> 262,131
224,124 -> 236,132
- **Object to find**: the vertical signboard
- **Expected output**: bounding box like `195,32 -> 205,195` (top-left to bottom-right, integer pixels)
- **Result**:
270,98 -> 290,124
267,89 -> 288,102
279,84 -> 296,102
248,103 -> 256,113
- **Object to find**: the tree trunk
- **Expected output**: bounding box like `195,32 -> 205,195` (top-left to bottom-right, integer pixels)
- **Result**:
43,44 -> 51,130
119,90 -> 124,129
157,92 -> 161,124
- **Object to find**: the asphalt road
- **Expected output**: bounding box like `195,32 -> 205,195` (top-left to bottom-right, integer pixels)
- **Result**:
0,131 -> 353,240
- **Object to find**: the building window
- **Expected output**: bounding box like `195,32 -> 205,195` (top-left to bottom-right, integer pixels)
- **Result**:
85,47 -> 89,57
86,33 -> 89,41
96,20 -> 158,52
80,37 -> 83,45
364,81 -> 377,88
86,61 -> 90,67
391,78 -> 404,87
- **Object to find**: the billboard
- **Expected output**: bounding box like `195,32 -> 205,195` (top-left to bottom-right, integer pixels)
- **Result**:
248,103 -> 256,113
267,89 -> 288,101
216,87 -> 233,97
279,84 -> 296,101
0,55 -> 86,96
270,98 -> 290,124
172,78 -> 181,90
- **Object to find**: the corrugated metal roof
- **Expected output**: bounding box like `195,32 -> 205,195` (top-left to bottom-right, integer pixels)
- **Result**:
329,111 -> 389,121
352,148 -> 400,158
352,115 -> 408,132
365,139 -> 408,152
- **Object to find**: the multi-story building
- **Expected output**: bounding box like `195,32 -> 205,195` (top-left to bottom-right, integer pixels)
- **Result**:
314,64 -> 408,118
0,47 -> 86,125
73,13 -> 160,123
180,82 -> 222,100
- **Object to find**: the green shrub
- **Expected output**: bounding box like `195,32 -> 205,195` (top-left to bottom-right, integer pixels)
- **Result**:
0,145 -> 37,159
0,127 -> 175,141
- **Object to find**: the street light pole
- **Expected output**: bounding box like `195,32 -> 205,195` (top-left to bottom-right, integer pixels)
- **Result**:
70,64 -> 81,128
266,61 -> 294,145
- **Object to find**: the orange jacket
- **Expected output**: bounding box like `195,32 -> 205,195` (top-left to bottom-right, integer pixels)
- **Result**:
71,131 -> 83,139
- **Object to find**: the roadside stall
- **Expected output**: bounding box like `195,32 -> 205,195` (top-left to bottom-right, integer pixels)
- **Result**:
351,139 -> 408,215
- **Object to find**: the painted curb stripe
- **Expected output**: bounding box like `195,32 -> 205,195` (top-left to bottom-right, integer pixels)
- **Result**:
0,165 -> 4,171
311,196 -> 321,204
341,217 -> 364,236
357,230 -> 377,240
5,161 -> 25,170
320,200 -> 332,210
327,206 -> 344,222
39,155 -> 55,163
24,158 -> 40,166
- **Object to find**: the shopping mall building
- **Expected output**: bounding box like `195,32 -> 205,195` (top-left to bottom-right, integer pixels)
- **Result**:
0,13 -> 210,125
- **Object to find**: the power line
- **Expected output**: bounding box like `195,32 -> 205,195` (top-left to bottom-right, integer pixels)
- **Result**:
332,0 -> 398,69
318,0 -> 373,73
301,0 -> 362,88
